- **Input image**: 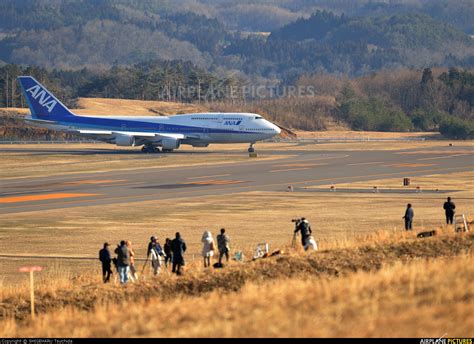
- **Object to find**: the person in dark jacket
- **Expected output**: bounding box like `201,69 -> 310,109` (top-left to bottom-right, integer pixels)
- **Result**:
443,197 -> 456,224
147,236 -> 157,257
217,228 -> 230,265
164,238 -> 173,268
294,218 -> 312,247
114,240 -> 130,284
403,203 -> 414,230
171,232 -> 187,275
99,242 -> 113,283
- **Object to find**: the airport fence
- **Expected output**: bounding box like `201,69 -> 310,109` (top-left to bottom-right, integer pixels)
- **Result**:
268,137 -> 428,143
0,140 -> 100,144
0,137 -> 435,145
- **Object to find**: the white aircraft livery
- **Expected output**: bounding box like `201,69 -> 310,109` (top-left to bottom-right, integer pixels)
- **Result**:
18,76 -> 281,152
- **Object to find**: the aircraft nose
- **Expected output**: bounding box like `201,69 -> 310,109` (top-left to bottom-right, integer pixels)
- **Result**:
274,125 -> 281,135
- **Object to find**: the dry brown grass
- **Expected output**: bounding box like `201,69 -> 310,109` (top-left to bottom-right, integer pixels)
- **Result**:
310,171 -> 474,194
74,98 -> 208,116
278,140 -> 473,151
0,98 -> 208,118
0,233 -> 472,337
295,130 -> 442,139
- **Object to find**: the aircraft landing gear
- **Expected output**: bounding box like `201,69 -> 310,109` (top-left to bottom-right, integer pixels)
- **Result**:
248,144 -> 255,153
141,144 -> 160,153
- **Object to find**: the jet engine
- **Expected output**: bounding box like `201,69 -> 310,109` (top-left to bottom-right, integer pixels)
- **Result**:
161,137 -> 181,150
115,134 -> 136,147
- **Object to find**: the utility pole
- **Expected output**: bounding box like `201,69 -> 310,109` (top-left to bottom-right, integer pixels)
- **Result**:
5,70 -> 9,108
11,77 -> 15,108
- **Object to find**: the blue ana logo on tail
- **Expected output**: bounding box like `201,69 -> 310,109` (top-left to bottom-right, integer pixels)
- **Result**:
25,85 -> 58,113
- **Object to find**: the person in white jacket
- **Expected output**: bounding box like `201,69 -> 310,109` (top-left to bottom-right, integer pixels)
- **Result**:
150,239 -> 166,276
201,231 -> 215,268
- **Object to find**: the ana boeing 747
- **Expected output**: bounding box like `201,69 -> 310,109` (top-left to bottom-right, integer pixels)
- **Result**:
18,76 -> 281,153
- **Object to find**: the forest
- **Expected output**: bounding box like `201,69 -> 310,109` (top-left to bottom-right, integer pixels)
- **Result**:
1,63 -> 472,138
0,0 -> 473,138
0,0 -> 472,78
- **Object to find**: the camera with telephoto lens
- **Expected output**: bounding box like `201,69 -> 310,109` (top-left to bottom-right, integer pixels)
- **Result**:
291,218 -> 302,224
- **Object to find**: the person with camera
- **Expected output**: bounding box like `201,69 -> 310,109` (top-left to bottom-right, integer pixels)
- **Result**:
293,217 -> 312,248
114,240 -> 131,285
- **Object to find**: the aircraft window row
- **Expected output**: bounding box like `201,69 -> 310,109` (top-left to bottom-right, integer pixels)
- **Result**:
247,128 -> 272,131
191,117 -> 215,120
223,118 -> 243,121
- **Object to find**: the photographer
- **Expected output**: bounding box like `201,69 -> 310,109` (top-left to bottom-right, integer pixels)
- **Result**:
293,217 -> 312,248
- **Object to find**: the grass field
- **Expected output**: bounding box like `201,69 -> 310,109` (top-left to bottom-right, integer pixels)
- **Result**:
0,233 -> 472,337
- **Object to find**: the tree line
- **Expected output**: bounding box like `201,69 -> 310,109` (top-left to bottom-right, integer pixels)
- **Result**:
1,63 -> 472,139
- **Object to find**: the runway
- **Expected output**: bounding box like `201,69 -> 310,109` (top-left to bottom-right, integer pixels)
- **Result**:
1,144 -> 473,215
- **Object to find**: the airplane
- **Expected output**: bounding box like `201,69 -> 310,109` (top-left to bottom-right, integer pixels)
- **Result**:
17,76 -> 281,153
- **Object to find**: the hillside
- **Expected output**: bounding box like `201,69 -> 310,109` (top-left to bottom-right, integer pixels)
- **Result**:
74,98 -> 208,116
1,232 -> 472,337
0,1 -> 472,77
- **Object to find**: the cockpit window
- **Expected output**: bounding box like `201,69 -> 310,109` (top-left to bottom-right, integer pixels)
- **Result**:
255,116 -> 263,119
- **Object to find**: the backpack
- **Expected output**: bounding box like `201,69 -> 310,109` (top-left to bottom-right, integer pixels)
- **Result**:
299,221 -> 310,236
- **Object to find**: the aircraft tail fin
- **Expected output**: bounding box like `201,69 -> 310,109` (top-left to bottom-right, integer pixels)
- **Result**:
17,76 -> 75,120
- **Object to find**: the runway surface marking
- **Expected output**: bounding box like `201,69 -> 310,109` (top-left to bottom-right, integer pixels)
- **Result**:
2,166 -> 471,212
63,179 -> 127,185
270,167 -> 310,173
347,161 -> 383,166
187,174 -> 231,180
385,163 -> 436,168
396,151 -> 472,155
417,154 -> 471,161
0,193 -> 100,204
272,163 -> 328,168
186,180 -> 247,185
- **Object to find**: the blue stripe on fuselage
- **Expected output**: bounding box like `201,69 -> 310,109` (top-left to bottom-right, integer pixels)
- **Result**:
57,116 -> 261,135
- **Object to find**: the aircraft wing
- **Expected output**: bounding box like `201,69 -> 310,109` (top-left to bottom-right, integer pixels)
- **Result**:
77,130 -> 186,140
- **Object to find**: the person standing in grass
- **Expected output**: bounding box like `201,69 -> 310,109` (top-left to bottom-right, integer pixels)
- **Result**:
201,231 -> 215,268
443,197 -> 456,225
115,240 -> 130,285
164,238 -> 173,269
403,203 -> 414,230
294,218 -> 312,248
171,232 -> 187,276
126,240 -> 138,281
150,237 -> 166,276
217,228 -> 230,265
99,242 -> 113,283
